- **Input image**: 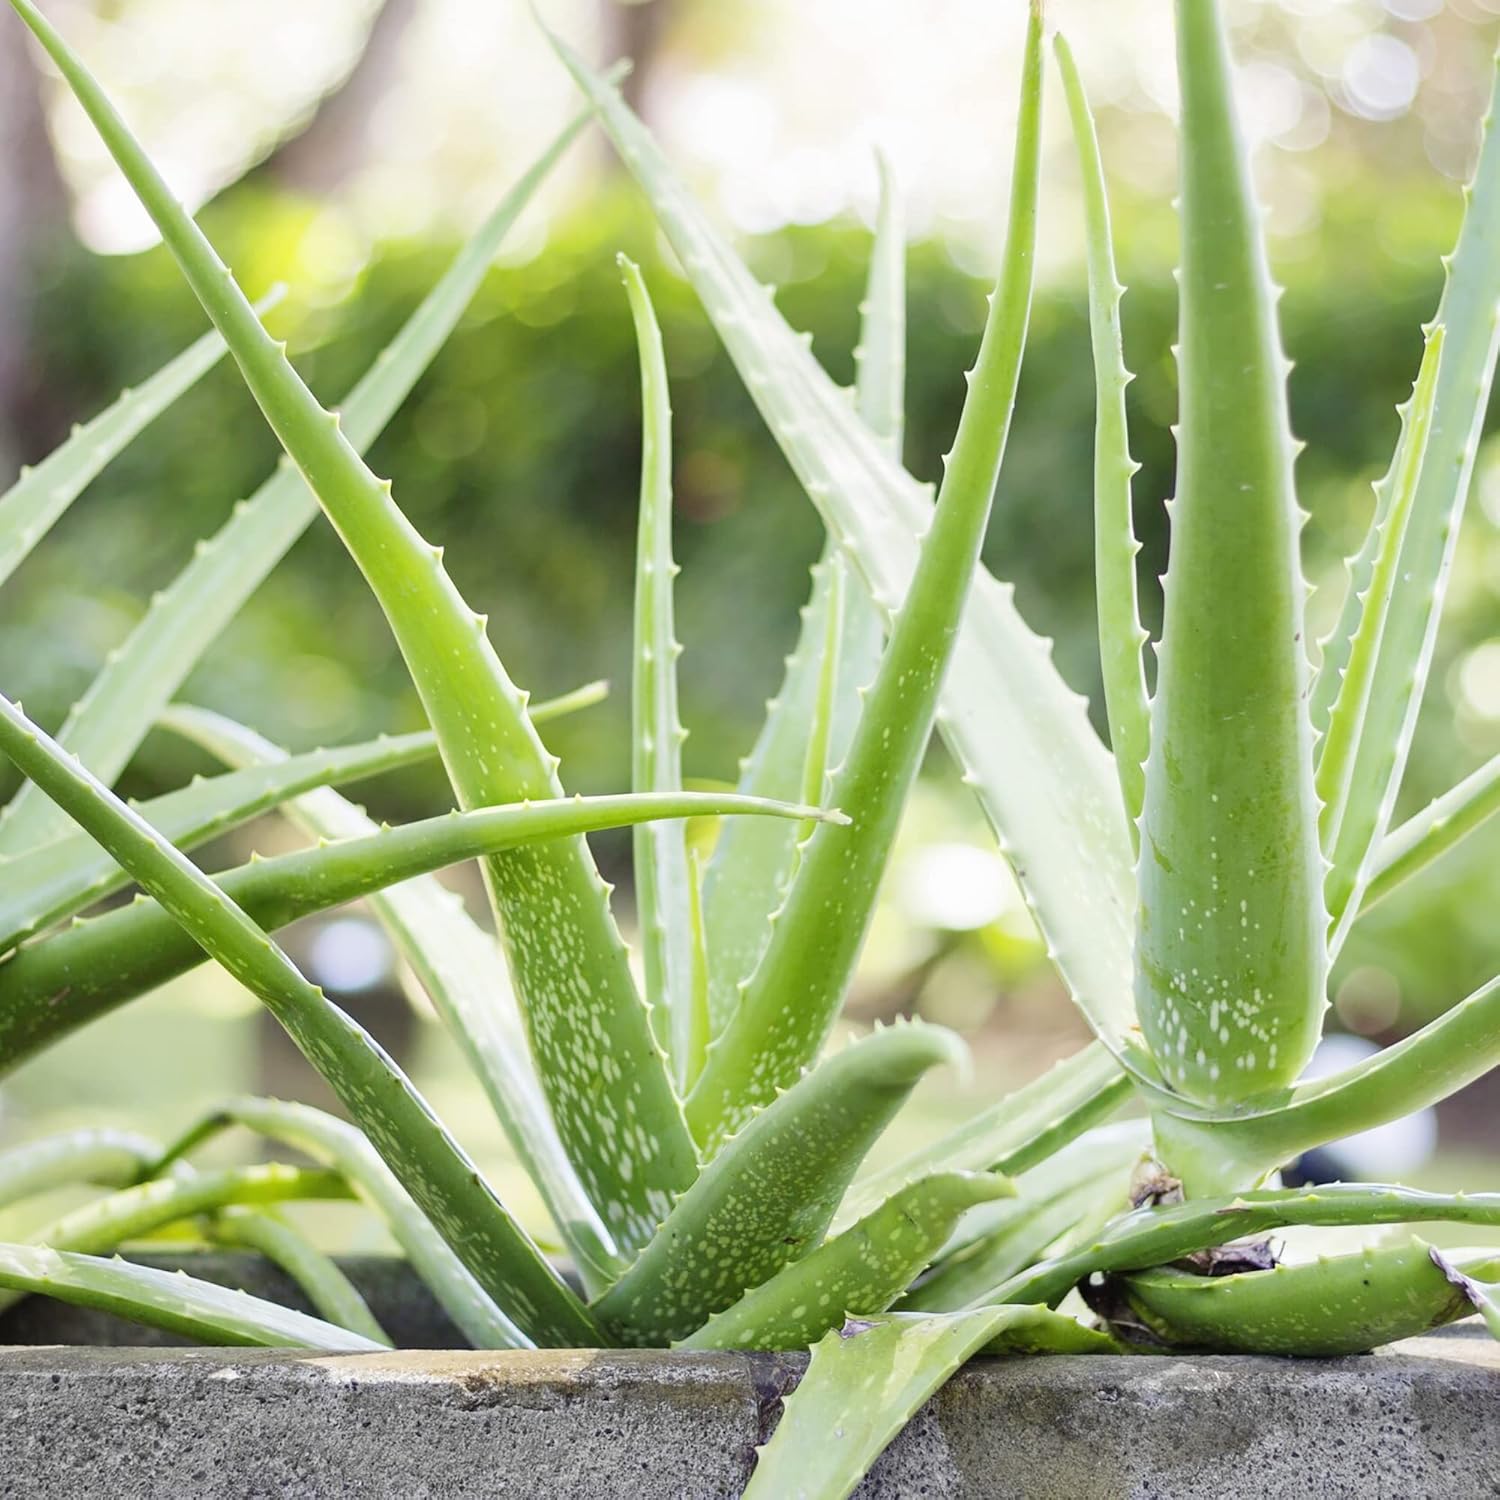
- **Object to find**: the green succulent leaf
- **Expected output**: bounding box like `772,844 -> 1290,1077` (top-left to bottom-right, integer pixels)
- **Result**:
743,1303 -> 1113,1500
1316,46 -> 1500,923
156,1097 -> 536,1350
205,1207 -> 391,1347
684,0 -> 1045,1149
1136,0 -> 1325,1106
1429,1244 -> 1500,1340
0,1129 -> 162,1211
1112,1240 -> 1500,1356
0,1243 -> 383,1350
679,1170 -> 1012,1351
547,17 -> 1142,1079
0,770 -> 829,1078
995,1182 -> 1500,1310
0,310 -> 249,590
9,0 -> 698,1255
0,92 -> 592,858
593,1023 -> 966,1346
621,254 -> 698,1091
1054,30 -> 1150,837
0,690 -> 596,1347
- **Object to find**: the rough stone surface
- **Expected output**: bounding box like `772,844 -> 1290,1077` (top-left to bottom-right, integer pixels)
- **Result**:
2,1259 -> 1497,1498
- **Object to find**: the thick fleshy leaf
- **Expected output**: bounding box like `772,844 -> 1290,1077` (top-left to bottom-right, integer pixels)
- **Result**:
547,21 -> 1142,1077
0,98 -> 592,857
593,1023 -> 965,1346
1136,0 -> 1325,1106
0,690 -> 596,1347
684,3 -> 1046,1149
995,1183 -> 1500,1310
678,1170 -> 1011,1351
743,1304 -> 1112,1500
1317,47 -> 1500,924
0,1243 -> 382,1350
157,1097 -> 533,1350
1054,31 -> 1149,836
1430,1245 -> 1500,1341
0,1129 -> 160,1210
206,1207 -> 391,1346
1115,1240 -> 1500,1355
622,255 -> 699,1089
8,0 -> 696,1252
0,780 -> 830,1076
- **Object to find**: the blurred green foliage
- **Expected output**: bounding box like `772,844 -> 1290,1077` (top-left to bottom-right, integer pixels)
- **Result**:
2,177 -> 1497,1041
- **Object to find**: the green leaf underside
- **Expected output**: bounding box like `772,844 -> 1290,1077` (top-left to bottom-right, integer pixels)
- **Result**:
1137,0 -> 1325,1108
623,255 -> 699,1091
742,1305 -> 1113,1500
593,1023 -> 966,1346
0,1244 -> 382,1350
0,1129 -> 161,1210
547,23 -> 1142,1083
1116,1240 -> 1500,1356
1429,1245 -> 1500,1341
0,312 -> 249,590
838,1041 -> 1131,1230
0,1164 -> 350,1315
679,1170 -> 1012,1351
1318,47 -> 1500,926
683,2 -> 1046,1149
158,1097 -> 533,1350
0,98 -> 593,859
0,783 -> 826,1076
1054,31 -> 1150,837
206,1207 -> 391,1346
995,1183 -> 1500,1309
1316,326 -> 1445,869
0,691 -> 594,1347
11,0 -> 697,1257
158,703 -> 618,1296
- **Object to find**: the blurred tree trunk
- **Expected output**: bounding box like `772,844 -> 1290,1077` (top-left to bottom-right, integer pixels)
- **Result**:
0,5 -> 71,475
608,0 -> 676,122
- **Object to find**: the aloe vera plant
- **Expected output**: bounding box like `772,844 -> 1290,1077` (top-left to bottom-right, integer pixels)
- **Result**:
3,0 -> 1499,1495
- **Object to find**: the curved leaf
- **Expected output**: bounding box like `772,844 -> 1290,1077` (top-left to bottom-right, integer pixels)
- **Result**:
0,1129 -> 161,1210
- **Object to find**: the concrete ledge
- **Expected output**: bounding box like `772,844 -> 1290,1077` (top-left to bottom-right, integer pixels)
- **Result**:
3,1260 -> 1498,1498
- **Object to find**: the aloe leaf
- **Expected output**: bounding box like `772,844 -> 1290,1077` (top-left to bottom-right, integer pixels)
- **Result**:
1135,0 -> 1326,1108
837,1042 -> 1131,1230
592,1022 -> 965,1346
157,703 -> 619,1296
0,1243 -> 384,1349
1112,1240 -> 1500,1356
683,3 -> 1045,1149
0,772 -> 829,1079
0,310 -> 250,589
0,1129 -> 162,1210
995,1182 -> 1500,1310
1054,32 -> 1150,836
1430,1245 -> 1500,1341
156,1097 -> 540,1349
699,161 -> 897,1043
1358,749 -> 1500,916
0,92 -> 593,859
1316,50 -> 1500,920
206,1207 -> 392,1346
742,1305 -> 1107,1500
622,254 -> 698,1090
678,1170 -> 1011,1352
10,0 -> 700,1253
547,22 -> 1142,1076
1319,326 -> 1446,898
0,728 -> 437,952
1151,972 -> 1500,1191
0,691 -> 597,1346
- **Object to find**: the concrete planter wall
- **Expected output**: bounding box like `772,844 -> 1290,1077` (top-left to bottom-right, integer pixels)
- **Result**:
3,1253 -> 1497,1498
